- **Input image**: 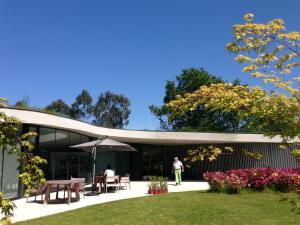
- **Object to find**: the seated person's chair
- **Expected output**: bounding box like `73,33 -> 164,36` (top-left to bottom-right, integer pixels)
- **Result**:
64,177 -> 86,199
120,174 -> 131,190
27,184 -> 48,202
105,176 -> 120,193
94,173 -> 105,193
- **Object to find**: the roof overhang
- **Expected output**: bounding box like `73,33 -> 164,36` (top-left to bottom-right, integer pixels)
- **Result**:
0,108 -> 284,145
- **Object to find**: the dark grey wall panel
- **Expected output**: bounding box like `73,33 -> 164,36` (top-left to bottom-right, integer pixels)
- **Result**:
164,143 -> 299,180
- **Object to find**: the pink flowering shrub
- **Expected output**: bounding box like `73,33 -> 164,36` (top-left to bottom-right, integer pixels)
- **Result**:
246,168 -> 273,191
224,173 -> 248,194
204,168 -> 300,194
268,168 -> 300,192
226,169 -> 250,183
203,172 -> 227,192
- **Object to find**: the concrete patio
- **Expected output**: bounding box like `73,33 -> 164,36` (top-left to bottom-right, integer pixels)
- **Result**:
12,181 -> 209,223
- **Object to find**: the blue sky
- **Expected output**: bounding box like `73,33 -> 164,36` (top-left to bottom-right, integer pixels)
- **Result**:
1,0 -> 299,130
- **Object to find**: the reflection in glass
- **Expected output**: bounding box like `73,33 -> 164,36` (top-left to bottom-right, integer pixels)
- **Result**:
70,132 -> 81,146
81,135 -> 89,143
142,146 -> 164,176
37,127 -> 92,181
2,150 -> 18,198
28,126 -> 37,148
39,127 -> 55,152
0,146 -> 19,198
55,130 -> 69,152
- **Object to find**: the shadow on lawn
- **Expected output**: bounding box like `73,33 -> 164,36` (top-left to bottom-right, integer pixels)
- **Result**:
278,193 -> 300,214
191,189 -> 300,215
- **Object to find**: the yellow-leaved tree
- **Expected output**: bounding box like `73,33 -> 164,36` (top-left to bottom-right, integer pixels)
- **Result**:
167,13 -> 300,163
0,98 -> 47,224
227,13 -> 300,95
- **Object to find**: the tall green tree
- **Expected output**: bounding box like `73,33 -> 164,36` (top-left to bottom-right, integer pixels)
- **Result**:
71,89 -> 93,121
150,68 -> 245,131
14,96 -> 30,108
93,91 -> 131,128
45,99 -> 71,116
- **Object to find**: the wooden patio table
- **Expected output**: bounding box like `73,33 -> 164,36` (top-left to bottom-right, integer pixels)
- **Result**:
43,180 -> 80,205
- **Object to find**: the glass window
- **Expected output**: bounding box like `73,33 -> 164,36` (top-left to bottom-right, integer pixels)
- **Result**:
0,145 -> 19,198
79,152 -> 92,183
56,130 -> 69,152
39,127 -> 56,179
39,127 -> 55,152
28,126 -> 37,148
70,132 -> 81,146
81,135 -> 89,143
37,127 -> 93,180
2,149 -> 18,198
141,146 -> 164,176
53,152 -> 69,179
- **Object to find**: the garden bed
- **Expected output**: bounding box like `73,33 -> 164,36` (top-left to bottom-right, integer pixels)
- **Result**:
204,168 -> 300,194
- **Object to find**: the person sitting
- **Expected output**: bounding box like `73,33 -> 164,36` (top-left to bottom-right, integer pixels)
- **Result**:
104,164 -> 115,182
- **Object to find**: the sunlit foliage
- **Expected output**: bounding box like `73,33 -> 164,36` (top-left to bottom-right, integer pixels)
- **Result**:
166,14 -> 300,163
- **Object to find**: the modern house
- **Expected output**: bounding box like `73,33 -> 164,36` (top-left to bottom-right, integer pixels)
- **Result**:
0,108 -> 298,198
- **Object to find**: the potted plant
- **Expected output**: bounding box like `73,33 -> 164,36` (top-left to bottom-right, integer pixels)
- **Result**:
161,177 -> 168,194
163,177 -> 168,194
158,176 -> 162,194
154,180 -> 160,195
148,176 -> 169,195
148,183 -> 152,194
148,176 -> 155,194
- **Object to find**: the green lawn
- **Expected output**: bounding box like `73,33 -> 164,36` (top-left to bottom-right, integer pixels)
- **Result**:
16,191 -> 300,225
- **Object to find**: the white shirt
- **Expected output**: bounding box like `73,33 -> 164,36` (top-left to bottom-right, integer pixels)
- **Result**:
104,169 -> 115,182
173,160 -> 183,170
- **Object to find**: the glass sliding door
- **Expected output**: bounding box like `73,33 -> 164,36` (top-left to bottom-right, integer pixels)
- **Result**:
39,127 -> 56,179
0,146 -> 19,198
54,130 -> 69,179
70,132 -> 91,181
141,146 -> 164,176
35,126 -> 92,182
2,150 -> 19,198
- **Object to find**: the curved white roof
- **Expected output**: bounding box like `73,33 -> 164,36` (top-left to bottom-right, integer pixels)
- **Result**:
0,108 -> 283,145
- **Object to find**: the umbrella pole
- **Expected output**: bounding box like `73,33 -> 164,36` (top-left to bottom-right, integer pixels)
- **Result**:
86,146 -> 99,196
92,146 -> 96,193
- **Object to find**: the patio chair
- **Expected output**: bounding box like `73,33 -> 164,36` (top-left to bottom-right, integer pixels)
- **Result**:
120,174 -> 131,190
64,178 -> 86,199
26,185 -> 48,202
105,176 -> 120,193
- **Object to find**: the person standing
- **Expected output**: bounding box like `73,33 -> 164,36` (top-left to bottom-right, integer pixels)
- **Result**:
172,157 -> 184,185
